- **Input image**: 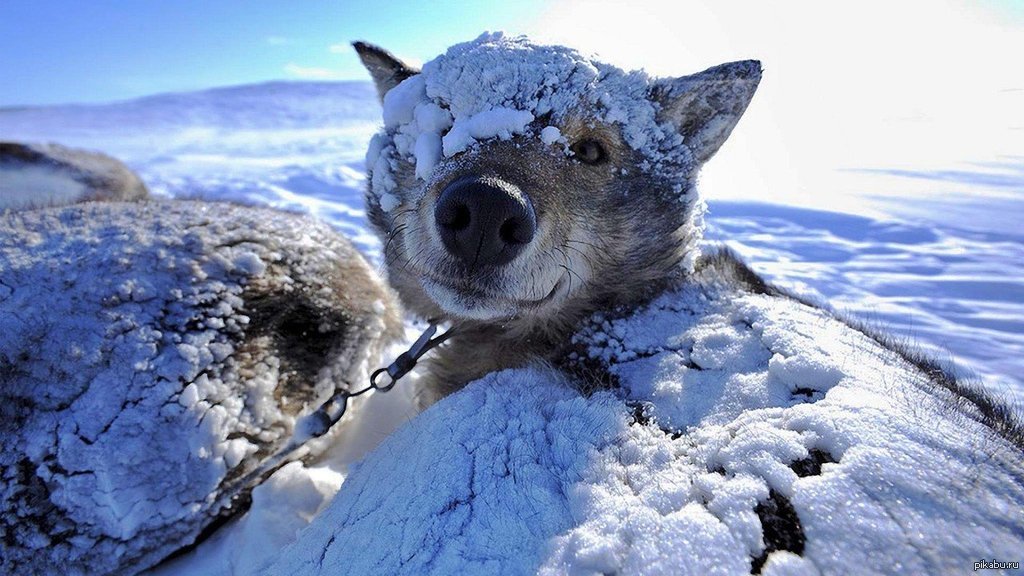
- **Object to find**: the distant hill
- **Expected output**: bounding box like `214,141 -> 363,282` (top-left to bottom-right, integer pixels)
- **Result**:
0,81 -> 380,133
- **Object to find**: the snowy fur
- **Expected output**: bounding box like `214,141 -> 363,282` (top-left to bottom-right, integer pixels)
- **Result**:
0,164 -> 91,208
288,34 -> 1024,574
355,34 -> 760,405
0,39 -> 1019,576
0,200 -> 401,575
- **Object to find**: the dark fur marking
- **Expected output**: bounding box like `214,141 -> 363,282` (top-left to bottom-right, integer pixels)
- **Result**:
790,449 -> 836,478
244,291 -> 350,403
0,142 -> 51,164
696,247 -> 779,296
751,490 -> 806,574
352,41 -> 418,101
627,401 -> 651,427
625,401 -> 683,439
1,459 -> 66,551
558,347 -> 621,394
158,493 -> 254,566
791,387 -> 816,399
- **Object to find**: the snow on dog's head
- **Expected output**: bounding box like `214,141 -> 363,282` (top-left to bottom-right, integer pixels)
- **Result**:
357,33 -> 760,324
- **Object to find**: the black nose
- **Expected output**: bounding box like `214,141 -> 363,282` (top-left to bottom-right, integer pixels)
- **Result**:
434,177 -> 537,268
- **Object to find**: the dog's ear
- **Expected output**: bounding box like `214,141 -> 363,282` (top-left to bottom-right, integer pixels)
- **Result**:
353,41 -> 419,102
651,60 -> 761,165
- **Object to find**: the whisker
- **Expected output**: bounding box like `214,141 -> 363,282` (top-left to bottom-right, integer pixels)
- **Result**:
553,246 -> 586,289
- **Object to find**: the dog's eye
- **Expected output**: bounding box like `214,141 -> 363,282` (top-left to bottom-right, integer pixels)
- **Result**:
570,139 -> 607,165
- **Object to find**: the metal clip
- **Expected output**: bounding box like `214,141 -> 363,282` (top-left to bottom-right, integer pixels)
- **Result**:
238,321 -> 456,487
313,321 -> 454,438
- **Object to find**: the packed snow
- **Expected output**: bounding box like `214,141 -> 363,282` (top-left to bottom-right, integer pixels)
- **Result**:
1,40 -> 1021,574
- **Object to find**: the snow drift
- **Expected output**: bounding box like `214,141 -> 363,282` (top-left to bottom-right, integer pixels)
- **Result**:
0,200 -> 401,575
270,253 -> 1024,575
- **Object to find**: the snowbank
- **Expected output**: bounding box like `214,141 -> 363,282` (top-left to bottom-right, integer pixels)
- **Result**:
0,200 -> 401,575
270,255 -> 1023,575
0,141 -> 149,210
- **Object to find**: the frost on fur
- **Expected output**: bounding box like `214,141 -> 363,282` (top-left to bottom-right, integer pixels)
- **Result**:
0,201 -> 401,576
360,32 -> 760,211
354,34 -> 762,399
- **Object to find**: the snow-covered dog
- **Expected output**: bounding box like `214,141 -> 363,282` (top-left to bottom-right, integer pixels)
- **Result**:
323,33 -> 1024,573
356,33 -> 761,405
0,201 -> 401,575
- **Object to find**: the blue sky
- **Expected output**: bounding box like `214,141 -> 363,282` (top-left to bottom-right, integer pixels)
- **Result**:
2,0 -> 1021,110
0,0 -> 544,106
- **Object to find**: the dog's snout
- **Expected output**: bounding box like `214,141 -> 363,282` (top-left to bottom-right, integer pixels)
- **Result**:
434,177 -> 536,268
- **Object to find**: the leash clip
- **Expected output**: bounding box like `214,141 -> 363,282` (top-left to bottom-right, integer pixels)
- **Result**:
370,321 -> 446,391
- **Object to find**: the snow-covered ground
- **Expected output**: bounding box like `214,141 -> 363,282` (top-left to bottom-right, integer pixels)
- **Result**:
2,80 -> 1021,572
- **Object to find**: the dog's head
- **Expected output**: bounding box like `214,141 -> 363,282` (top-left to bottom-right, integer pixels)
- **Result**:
356,33 -> 760,328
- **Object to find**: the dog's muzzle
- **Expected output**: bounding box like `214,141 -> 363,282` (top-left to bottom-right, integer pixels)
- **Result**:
433,176 -> 536,268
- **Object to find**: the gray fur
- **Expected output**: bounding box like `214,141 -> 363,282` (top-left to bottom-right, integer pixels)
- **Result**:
352,41 -> 419,102
356,40 -> 761,407
651,60 -> 762,165
267,249 -> 1024,573
357,36 -> 1022,450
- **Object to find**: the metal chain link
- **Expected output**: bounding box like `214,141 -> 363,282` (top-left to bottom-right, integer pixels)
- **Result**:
234,321 -> 453,488
302,321 -> 453,438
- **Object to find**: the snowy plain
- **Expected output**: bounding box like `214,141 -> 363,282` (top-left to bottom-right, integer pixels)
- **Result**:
1,79 -> 1021,573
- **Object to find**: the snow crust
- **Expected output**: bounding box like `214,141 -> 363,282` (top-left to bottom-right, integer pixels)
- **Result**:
366,33 -> 689,209
539,125 -> 563,145
271,275 -> 1024,575
149,325 -> 425,576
